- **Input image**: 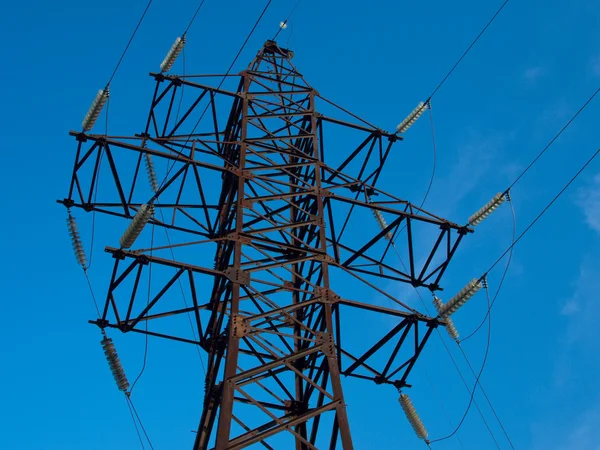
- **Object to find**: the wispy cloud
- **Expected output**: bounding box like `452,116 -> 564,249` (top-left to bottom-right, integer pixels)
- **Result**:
577,173 -> 600,234
523,66 -> 544,83
590,55 -> 600,77
532,400 -> 600,450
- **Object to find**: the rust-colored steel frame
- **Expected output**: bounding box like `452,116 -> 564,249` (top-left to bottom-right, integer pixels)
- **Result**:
62,41 -> 471,449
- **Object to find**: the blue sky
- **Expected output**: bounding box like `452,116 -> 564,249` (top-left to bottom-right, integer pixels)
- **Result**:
1,0 -> 600,448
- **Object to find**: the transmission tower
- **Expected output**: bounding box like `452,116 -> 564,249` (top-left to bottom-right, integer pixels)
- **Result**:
61,40 -> 472,449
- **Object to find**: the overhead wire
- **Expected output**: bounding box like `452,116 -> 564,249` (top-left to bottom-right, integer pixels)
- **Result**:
462,199 -> 516,342
107,0 -> 155,86
126,395 -> 146,449
507,86 -> 600,191
457,344 -> 516,449
430,283 -> 493,445
426,0 -> 511,102
130,218 -> 156,394
351,217 -> 499,448
419,103 -> 438,209
127,395 -> 156,450
184,0 -> 208,35
153,44 -> 208,375
272,0 -> 303,41
486,145 -> 600,275
155,0 -> 274,194
364,195 -> 508,446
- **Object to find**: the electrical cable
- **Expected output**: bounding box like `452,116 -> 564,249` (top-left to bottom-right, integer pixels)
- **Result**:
107,0 -> 154,86
154,0 -> 274,193
427,0 -> 510,101
507,86 -> 600,191
127,395 -> 155,450
369,199 -> 508,446
457,344 -> 516,449
158,210 -> 208,375
174,46 -> 186,125
87,96 -> 111,270
403,267 -> 501,448
272,0 -> 303,41
486,146 -> 600,275
126,395 -> 146,449
419,102 -> 438,209
462,199 -> 516,342
429,283 -> 493,444
184,0 -> 208,35
84,270 -> 102,318
130,218 -> 155,395
352,218 -> 501,447
393,101 -> 438,237
423,370 -> 467,449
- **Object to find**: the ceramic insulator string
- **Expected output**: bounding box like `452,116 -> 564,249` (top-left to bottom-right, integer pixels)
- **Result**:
101,336 -> 130,392
433,296 -> 459,341
399,393 -> 429,440
82,88 -> 110,131
438,279 -> 482,318
372,209 -> 394,241
144,154 -> 159,193
120,204 -> 154,249
160,36 -> 186,73
67,213 -> 87,268
468,192 -> 506,226
396,101 -> 428,134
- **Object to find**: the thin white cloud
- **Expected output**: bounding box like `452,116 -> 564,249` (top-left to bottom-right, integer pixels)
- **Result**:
532,400 -> 600,450
523,66 -> 544,83
577,173 -> 600,234
591,56 -> 600,77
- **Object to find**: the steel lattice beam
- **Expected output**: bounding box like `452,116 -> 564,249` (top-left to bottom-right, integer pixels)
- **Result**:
62,40 -> 471,450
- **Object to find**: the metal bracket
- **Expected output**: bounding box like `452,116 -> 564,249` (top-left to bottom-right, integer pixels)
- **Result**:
316,332 -> 335,357
231,314 -> 249,338
314,287 -> 340,304
223,267 -> 251,285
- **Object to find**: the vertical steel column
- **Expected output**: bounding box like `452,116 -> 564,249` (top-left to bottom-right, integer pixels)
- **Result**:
309,90 -> 353,449
214,75 -> 250,448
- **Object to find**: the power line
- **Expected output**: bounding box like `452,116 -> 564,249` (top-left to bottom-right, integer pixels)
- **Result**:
184,0 -> 208,35
272,0 -> 303,41
130,219 -> 156,394
427,0 -> 510,101
507,86 -> 600,190
486,146 -> 600,275
430,284 -> 493,445
127,395 -> 155,450
462,199 -> 516,343
107,0 -> 154,86
419,102 -> 438,209
155,0 -> 274,194
457,344 -> 516,449
83,270 -> 102,318
126,395 -> 146,449
379,236 -> 504,447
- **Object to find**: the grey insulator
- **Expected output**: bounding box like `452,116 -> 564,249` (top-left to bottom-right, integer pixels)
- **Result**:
67,213 -> 87,268
82,88 -> 109,131
144,153 -> 159,193
468,192 -> 506,226
120,204 -> 155,249
372,209 -> 394,241
160,36 -> 186,73
433,296 -> 459,341
437,279 -> 482,318
399,393 -> 428,440
396,102 -> 427,134
100,336 -> 130,392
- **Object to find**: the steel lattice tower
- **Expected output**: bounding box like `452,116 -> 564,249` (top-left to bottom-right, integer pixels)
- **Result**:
61,41 -> 471,449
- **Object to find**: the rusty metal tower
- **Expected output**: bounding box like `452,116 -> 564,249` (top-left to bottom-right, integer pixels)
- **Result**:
61,41 -> 471,449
